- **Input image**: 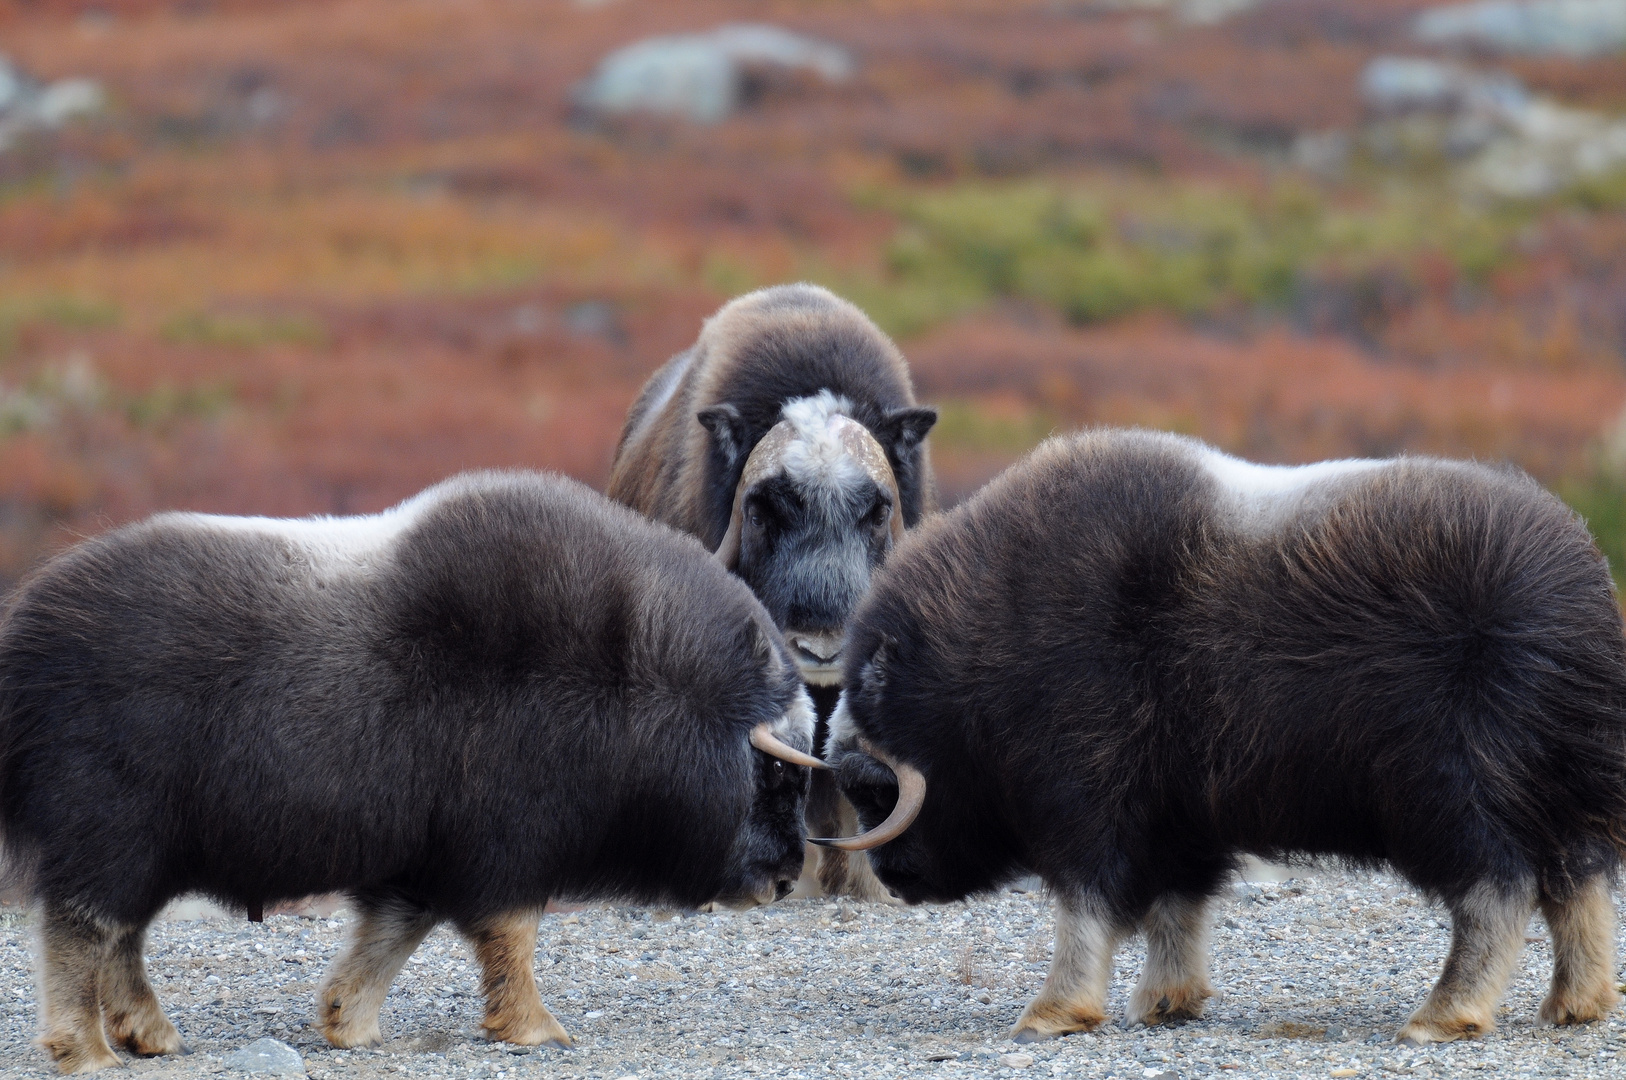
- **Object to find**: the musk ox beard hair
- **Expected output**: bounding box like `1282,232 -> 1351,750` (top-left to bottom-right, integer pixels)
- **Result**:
607,283 -> 937,903
0,470 -> 815,1073
829,429 -> 1626,1046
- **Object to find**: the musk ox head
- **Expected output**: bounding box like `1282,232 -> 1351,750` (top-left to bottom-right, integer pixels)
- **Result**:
710,629 -> 825,908
702,391 -> 934,686
815,644 -> 1023,905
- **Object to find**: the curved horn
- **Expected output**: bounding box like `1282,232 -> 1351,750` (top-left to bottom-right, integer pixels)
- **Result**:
809,738 -> 925,850
831,416 -> 906,546
750,722 -> 829,770
714,421 -> 798,570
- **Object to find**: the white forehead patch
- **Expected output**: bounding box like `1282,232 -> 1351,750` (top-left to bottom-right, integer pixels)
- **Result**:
777,390 -> 870,497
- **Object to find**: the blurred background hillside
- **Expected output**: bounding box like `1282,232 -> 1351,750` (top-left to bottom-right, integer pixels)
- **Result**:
6,0 -> 1626,585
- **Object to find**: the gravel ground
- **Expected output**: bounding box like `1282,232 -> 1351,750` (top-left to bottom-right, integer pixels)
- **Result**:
3,869 -> 1625,1079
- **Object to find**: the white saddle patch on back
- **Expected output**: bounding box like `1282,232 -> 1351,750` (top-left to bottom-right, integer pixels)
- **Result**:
1199,446 -> 1389,532
157,481 -> 453,578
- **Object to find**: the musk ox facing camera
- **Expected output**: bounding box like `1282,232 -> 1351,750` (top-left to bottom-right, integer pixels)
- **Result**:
609,283 -> 937,901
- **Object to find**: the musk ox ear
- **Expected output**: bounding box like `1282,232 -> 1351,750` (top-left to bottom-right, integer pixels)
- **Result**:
875,407 -> 937,458
857,637 -> 892,699
697,404 -> 749,471
752,621 -> 776,669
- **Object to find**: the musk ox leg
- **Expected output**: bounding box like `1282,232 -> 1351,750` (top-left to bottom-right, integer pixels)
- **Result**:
1538,875 -> 1620,1027
35,903 -> 122,1074
1012,895 -> 1129,1043
464,911 -> 572,1048
102,924 -> 187,1057
813,787 -> 899,904
1398,880 -> 1535,1045
1126,892 -> 1215,1027
317,892 -> 438,1049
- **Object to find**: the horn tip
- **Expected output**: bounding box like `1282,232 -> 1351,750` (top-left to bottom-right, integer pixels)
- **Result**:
806,837 -> 841,848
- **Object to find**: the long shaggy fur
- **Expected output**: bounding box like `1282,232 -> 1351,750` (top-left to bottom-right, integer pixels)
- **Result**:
0,471 -> 814,1069
608,284 -> 936,900
609,283 -> 935,548
832,429 -> 1626,1038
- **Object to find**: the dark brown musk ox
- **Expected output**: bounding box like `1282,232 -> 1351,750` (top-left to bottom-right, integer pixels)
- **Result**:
822,429 -> 1626,1045
608,283 -> 936,901
0,471 -> 826,1074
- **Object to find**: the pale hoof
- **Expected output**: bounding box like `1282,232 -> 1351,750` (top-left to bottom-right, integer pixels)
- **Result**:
1395,1016 -> 1487,1045
1538,986 -> 1618,1027
318,1019 -> 383,1050
39,1034 -> 124,1075
1125,983 -> 1212,1027
1011,999 -> 1106,1043
109,1018 -> 188,1058
481,1015 -> 574,1049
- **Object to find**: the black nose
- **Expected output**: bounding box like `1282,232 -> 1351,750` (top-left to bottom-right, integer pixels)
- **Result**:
775,879 -> 793,900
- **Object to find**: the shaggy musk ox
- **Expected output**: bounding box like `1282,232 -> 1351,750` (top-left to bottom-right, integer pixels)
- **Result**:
608,283 -> 936,900
0,471 -> 821,1074
825,429 -> 1626,1045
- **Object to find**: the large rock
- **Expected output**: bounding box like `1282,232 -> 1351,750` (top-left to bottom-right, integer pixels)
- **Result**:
224,1037 -> 306,1076
573,23 -> 852,123
1089,0 -> 1268,23
1360,56 -> 1528,118
1356,53 -> 1626,195
0,54 -> 103,151
1414,0 -> 1626,57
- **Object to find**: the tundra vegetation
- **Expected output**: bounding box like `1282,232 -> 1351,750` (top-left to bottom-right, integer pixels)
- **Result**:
1,1 -> 1626,587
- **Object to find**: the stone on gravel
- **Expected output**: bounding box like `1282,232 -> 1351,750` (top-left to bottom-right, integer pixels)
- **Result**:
999,1051 -> 1035,1067
224,1037 -> 306,1076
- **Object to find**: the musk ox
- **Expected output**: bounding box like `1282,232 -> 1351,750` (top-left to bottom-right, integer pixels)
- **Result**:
0,471 -> 824,1074
823,429 -> 1626,1045
608,283 -> 936,900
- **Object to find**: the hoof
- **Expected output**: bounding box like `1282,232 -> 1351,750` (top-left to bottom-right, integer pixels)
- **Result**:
317,992 -> 385,1050
129,1040 -> 189,1059
1011,1000 -> 1105,1043
114,1024 -> 188,1059
1538,987 -> 1618,1027
481,1017 -> 573,1049
1395,1016 -> 1487,1045
1126,984 -> 1211,1028
40,1035 -> 123,1075
319,1022 -> 383,1050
